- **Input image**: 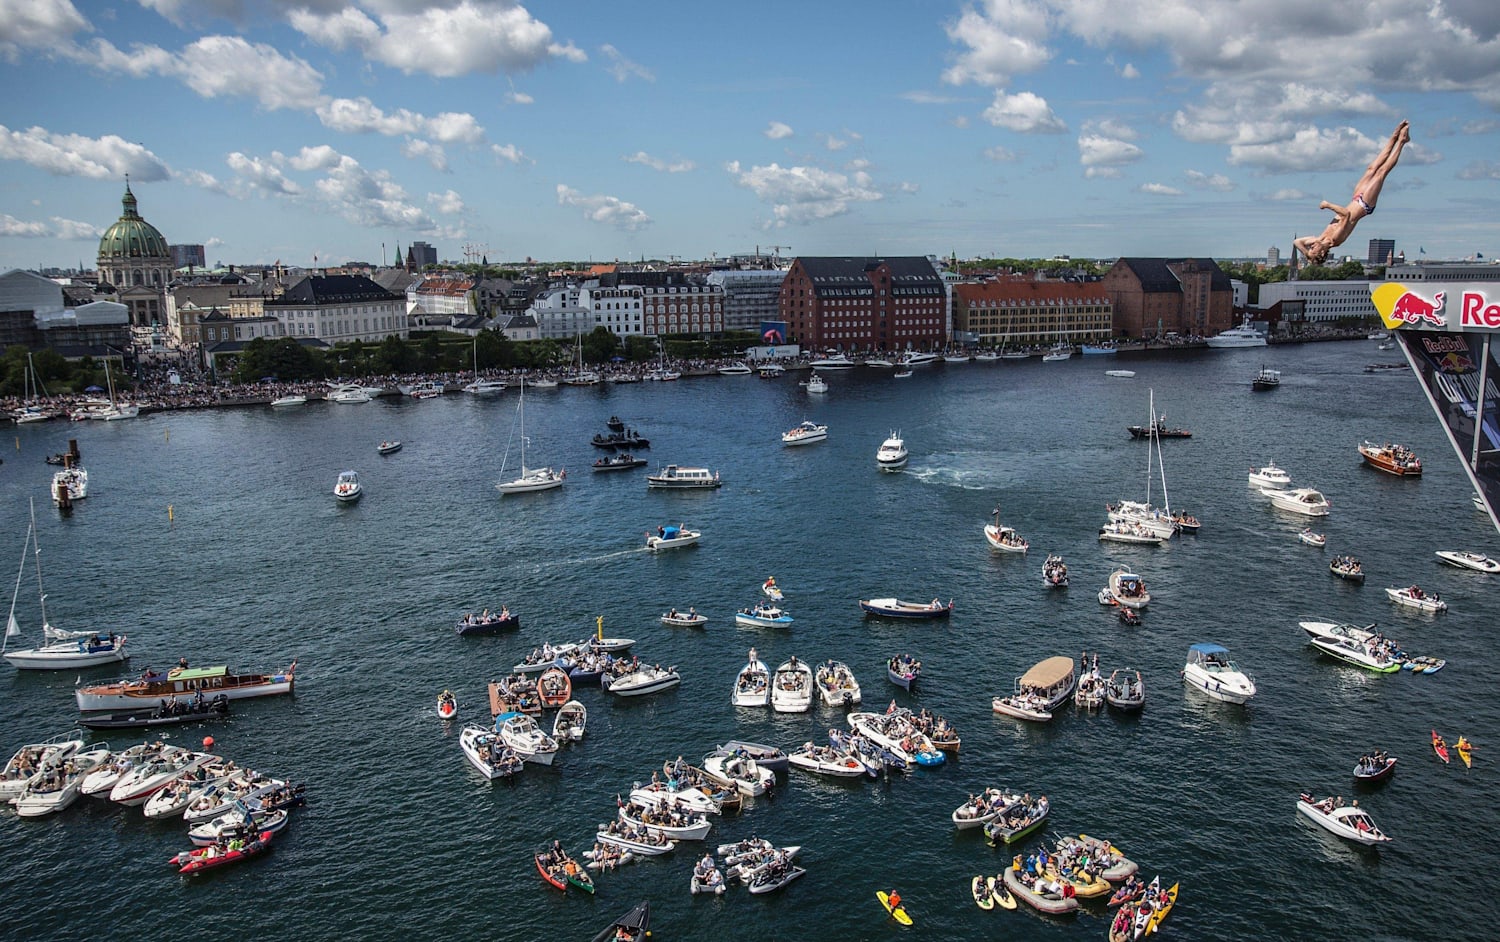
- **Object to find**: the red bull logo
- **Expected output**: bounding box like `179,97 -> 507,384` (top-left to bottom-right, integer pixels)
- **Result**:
1461,291 -> 1500,328
1372,283 -> 1446,329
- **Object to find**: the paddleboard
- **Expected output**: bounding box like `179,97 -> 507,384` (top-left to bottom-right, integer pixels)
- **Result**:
971,876 -> 993,910
1432,730 -> 1450,764
989,876 -> 1017,910
1457,736 -> 1473,768
877,891 -> 913,926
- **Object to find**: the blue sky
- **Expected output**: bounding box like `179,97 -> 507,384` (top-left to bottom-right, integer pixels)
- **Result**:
1,0 -> 1498,270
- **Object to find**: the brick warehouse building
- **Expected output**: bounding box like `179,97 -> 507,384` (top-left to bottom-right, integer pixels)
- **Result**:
1101,258 -> 1234,339
952,276 -> 1112,348
780,256 -> 947,352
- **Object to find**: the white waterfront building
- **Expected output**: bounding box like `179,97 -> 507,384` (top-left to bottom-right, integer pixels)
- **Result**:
1258,280 -> 1377,323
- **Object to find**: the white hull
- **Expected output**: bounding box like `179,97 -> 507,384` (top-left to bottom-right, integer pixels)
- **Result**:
782,429 -> 828,446
4,642 -> 128,669
1182,665 -> 1256,704
607,668 -> 681,697
1384,587 -> 1447,613
787,750 -> 867,778
646,531 -> 701,551
1435,550 -> 1500,573
620,807 -> 712,841
733,660 -> 770,707
771,662 -> 813,713
1260,487 -> 1330,516
1296,800 -> 1392,845
630,785 -> 720,816
496,470 -> 564,494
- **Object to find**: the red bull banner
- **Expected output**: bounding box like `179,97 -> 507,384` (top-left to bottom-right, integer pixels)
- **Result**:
1376,282 -> 1500,531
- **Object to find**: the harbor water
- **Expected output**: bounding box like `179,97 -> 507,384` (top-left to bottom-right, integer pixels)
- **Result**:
1,341 -> 1495,941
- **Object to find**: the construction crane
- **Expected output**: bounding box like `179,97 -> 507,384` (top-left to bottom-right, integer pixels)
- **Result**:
768,245 -> 790,260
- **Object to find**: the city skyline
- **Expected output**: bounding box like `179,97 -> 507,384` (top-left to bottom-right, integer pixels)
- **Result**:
1,1 -> 1498,270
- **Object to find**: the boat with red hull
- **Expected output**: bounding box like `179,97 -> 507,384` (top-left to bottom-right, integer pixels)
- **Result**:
1358,441 -> 1422,476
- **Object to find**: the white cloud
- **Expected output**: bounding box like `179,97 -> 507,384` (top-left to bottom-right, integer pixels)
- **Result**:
1184,169 -> 1235,191
204,237 -> 225,249
1084,166 -> 1123,179
901,91 -> 963,104
0,0 -> 90,59
822,134 -> 849,152
1265,188 -> 1311,201
402,138 -> 448,171
1138,182 -> 1182,195
507,91 -> 535,105
1120,63 -> 1140,79
941,0 -> 1053,88
623,152 -> 695,173
313,152 -> 438,230
0,124 -> 171,180
764,121 -> 794,140
982,90 -> 1066,133
82,35 -> 324,112
1226,124 -> 1377,173
600,43 -> 654,82
491,143 -> 527,165
1458,160 -> 1500,181
315,97 -> 484,145
555,184 -> 651,230
227,152 -> 301,195
289,145 -> 341,172
429,189 -> 466,215
174,168 -> 226,193
51,216 -> 102,239
897,181 -> 921,194
1083,118 -> 1139,141
1078,133 -> 1144,169
0,213 -> 51,237
983,145 -> 1018,161
725,160 -> 883,226
290,1 -> 567,78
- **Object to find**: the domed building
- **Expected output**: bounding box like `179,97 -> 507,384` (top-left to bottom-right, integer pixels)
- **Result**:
97,182 -> 171,327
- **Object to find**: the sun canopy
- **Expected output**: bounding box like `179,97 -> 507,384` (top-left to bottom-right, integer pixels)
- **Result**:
1020,655 -> 1075,689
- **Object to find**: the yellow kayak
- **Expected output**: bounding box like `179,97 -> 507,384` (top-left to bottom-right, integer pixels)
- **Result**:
1457,736 -> 1473,769
1147,882 -> 1179,935
878,891 -> 913,926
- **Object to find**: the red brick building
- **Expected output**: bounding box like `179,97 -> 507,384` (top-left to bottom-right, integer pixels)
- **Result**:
780,256 -> 946,352
953,276 -> 1112,347
1102,258 -> 1234,339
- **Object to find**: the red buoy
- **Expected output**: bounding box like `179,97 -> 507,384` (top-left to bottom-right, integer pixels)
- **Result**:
202,736 -> 215,749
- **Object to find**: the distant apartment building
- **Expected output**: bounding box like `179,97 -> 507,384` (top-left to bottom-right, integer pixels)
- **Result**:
408,276 -> 474,322
1101,258 -> 1234,338
265,274 -> 407,343
527,285 -> 593,340
779,256 -> 946,352
578,280 -> 644,336
170,244 -> 206,270
707,269 -> 786,332
1367,239 -> 1396,267
1258,280 -> 1376,323
1385,261 -> 1500,283
952,277 -> 1112,347
614,272 -> 723,336
1267,246 -> 1281,268
407,241 -> 438,268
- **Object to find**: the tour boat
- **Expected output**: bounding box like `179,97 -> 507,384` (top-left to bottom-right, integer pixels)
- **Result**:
1260,487 -> 1331,516
1248,462 -> 1292,488
1358,441 -> 1422,476
1205,315 -> 1267,348
333,470 -> 362,502
1296,794 -> 1392,846
1009,656 -> 1076,712
781,420 -> 829,446
1435,550 -> 1500,573
1385,585 -> 1447,613
496,711 -> 560,765
646,465 -> 721,489
876,431 -> 909,471
604,665 -> 681,698
770,658 -> 814,713
1182,643 -> 1256,704
1106,570 -> 1150,609
646,524 -> 701,552
1251,367 -> 1281,390
76,663 -> 295,712
859,597 -> 953,619
732,652 -> 770,707
734,604 -> 793,628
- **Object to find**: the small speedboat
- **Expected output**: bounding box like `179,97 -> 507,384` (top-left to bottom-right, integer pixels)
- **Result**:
815,660 -> 862,706
712,741 -> 789,773
952,787 -> 1019,830
1435,550 -> 1500,573
770,658 -> 814,713
605,665 -> 681,697
1299,529 -> 1327,547
887,654 -> 921,692
1260,486 -> 1331,516
1329,556 -> 1365,583
787,743 -> 868,779
1385,585 -> 1447,613
459,725 -> 524,779
333,469 -> 362,503
782,420 -> 829,446
187,807 -> 290,847
701,751 -> 775,796
1105,669 -> 1145,711
552,700 -> 587,742
1182,643 -> 1256,704
377,440 -> 402,455
496,712 -> 560,765
1296,794 -> 1392,845
11,743 -> 111,818
732,651 -> 770,707
876,431 -> 908,471
170,829 -> 274,875
646,524 -> 701,552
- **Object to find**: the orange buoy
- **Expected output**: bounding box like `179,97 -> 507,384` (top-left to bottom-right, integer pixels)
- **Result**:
202,736 -> 215,749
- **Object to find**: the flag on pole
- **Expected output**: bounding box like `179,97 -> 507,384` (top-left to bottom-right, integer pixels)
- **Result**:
6,613 -> 20,637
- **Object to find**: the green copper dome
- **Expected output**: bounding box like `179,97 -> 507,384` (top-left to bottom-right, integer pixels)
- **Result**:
97,184 -> 168,260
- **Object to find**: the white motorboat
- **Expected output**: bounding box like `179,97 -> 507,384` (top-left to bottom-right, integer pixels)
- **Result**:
1099,521 -> 1164,545
1435,550 -> 1500,573
717,362 -> 753,376
619,802 -> 713,841
459,725 -> 523,779
990,693 -> 1053,722
646,525 -> 701,552
733,652 -> 771,707
110,747 -> 214,805
605,665 -> 681,697
143,760 -> 239,819
629,782 -> 721,816
1182,643 -> 1256,704
495,379 -> 563,495
4,502 -> 130,669
757,362 -> 786,377
809,354 -> 856,370
327,384 -> 372,403
333,470 -> 362,503
1299,620 -> 1381,645
782,420 -> 828,446
952,788 -> 1020,830
801,373 -> 828,393
1106,369 -> 1135,378
646,465 -> 722,489
734,604 -> 793,628
846,712 -> 913,766
0,729 -> 85,800
1106,499 -> 1177,540
595,826 -> 677,857
900,351 -> 940,367
79,742 -> 159,796
770,658 -> 814,713
984,507 -> 1029,553
787,744 -> 867,778
497,712 -> 559,765
552,700 -> 587,742
1042,554 -> 1069,588
701,753 -> 775,797
876,431 -> 908,471
893,368 -> 913,379
865,359 -> 895,369
1299,529 -> 1327,547
1308,633 -> 1403,673
187,806 -> 290,847
269,394 -> 307,407
1385,586 -> 1447,613
1205,315 -> 1267,348
1261,487 -> 1331,516
181,770 -> 284,824
1296,795 -> 1392,846
12,743 -> 111,818
51,466 -> 88,504
463,377 -> 507,395
814,660 -> 862,707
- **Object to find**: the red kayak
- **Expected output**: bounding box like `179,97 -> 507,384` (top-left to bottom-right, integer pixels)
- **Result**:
169,830 -> 273,875
1432,730 -> 1450,764
535,851 -> 568,891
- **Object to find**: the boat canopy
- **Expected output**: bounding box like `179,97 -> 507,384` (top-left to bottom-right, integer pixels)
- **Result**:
1188,643 -> 1229,656
162,666 -> 229,683
1020,656 -> 1075,690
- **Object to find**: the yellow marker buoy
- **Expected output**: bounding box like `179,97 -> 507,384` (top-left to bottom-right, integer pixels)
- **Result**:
164,429 -> 170,443
168,504 -> 174,523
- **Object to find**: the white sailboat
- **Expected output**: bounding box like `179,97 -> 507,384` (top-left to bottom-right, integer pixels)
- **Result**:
98,358 -> 139,421
1107,390 -> 1178,539
495,379 -> 564,494
463,336 -> 506,395
3,499 -> 128,669
12,354 -> 56,423
563,331 -> 600,385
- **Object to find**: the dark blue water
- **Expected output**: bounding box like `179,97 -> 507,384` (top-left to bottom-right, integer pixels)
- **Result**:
1,342 -> 1495,941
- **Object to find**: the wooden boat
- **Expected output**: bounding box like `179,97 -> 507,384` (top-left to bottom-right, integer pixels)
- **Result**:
170,829 -> 274,875
859,597 -> 953,619
1329,557 -> 1365,583
76,664 -> 295,712
455,610 -> 519,635
1358,440 -> 1421,476
1002,865 -> 1079,915
589,901 -> 649,942
537,667 -> 571,708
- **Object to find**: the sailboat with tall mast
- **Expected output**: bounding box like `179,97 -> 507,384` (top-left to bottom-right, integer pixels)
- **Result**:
98,358 -> 139,421
495,379 -> 565,494
4,499 -> 128,669
463,336 -> 507,395
563,331 -> 600,386
1106,390 -> 1180,539
12,353 -> 57,423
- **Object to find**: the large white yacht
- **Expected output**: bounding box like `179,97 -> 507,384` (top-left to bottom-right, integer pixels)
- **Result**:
809,353 -> 856,370
876,431 -> 908,471
1206,316 -> 1268,349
